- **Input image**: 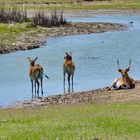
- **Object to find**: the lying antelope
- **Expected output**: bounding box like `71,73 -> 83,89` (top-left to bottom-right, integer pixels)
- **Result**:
108,59 -> 135,90
28,57 -> 49,97
63,52 -> 75,93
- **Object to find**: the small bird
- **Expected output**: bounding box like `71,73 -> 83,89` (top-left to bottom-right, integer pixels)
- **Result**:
8,23 -> 14,32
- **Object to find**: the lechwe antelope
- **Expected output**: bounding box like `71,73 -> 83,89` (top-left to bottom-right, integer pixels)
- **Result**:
108,59 -> 135,90
28,57 -> 49,97
63,52 -> 75,93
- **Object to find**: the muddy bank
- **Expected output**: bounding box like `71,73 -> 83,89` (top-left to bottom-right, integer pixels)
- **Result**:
13,83 -> 140,108
0,22 -> 127,54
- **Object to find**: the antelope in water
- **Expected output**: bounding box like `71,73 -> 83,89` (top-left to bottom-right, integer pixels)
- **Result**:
28,57 -> 49,98
63,52 -> 75,93
107,59 -> 135,90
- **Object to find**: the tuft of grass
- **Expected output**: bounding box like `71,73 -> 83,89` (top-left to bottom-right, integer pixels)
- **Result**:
0,23 -> 34,47
1,102 -> 140,139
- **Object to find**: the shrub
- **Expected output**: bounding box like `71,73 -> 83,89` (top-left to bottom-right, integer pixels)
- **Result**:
26,22 -> 37,28
0,2 -> 28,23
0,1 -> 67,27
33,9 -> 67,27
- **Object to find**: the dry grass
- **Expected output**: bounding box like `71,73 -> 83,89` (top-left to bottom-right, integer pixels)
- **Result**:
0,0 -> 140,11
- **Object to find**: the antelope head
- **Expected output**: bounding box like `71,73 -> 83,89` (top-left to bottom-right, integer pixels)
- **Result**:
117,59 -> 131,78
64,52 -> 72,61
28,57 -> 38,67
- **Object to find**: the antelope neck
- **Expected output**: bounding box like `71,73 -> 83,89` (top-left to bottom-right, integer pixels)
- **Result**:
122,73 -> 132,85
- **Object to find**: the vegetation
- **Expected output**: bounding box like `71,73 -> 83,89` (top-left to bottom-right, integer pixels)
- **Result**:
0,0 -> 139,47
0,102 -> 140,139
0,1 -> 67,47
33,10 -> 66,27
0,23 -> 34,47
0,2 -> 28,23
0,1 -> 67,27
0,0 -> 140,11
0,1 -> 139,139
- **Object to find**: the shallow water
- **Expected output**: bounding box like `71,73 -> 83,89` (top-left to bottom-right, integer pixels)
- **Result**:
0,15 -> 140,106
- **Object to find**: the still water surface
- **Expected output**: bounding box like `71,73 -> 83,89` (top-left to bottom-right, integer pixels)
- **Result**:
0,15 -> 140,106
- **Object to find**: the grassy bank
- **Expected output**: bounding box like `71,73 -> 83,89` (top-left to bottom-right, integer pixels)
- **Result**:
1,0 -> 140,11
0,21 -> 126,54
0,23 -> 33,47
0,102 -> 140,139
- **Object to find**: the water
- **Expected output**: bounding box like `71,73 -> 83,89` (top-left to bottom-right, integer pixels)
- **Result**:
0,15 -> 140,106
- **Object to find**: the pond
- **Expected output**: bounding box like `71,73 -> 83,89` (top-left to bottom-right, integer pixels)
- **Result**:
0,15 -> 140,106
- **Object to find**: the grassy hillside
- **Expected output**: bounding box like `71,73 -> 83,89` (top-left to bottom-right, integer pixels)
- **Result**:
0,102 -> 140,140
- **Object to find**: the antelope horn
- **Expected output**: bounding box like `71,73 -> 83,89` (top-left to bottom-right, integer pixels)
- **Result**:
117,59 -> 120,70
66,52 -> 69,55
128,59 -> 131,69
34,57 -> 38,62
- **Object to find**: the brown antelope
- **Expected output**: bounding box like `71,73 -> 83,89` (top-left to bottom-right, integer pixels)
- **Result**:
28,57 -> 49,98
108,59 -> 135,90
63,52 -> 75,93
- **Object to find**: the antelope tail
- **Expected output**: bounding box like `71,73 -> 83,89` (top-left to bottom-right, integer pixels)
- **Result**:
43,74 -> 50,79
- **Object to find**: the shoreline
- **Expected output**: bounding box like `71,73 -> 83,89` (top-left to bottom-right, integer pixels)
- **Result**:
11,83 -> 140,108
0,22 -> 127,54
10,87 -> 108,108
0,8 -> 137,55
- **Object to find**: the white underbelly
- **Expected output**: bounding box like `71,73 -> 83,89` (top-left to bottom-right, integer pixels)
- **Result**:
116,81 -> 130,89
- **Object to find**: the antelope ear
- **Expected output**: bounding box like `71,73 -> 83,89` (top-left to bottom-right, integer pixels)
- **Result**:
118,69 -> 122,72
28,57 -> 32,62
34,57 -> 38,62
126,67 -> 130,72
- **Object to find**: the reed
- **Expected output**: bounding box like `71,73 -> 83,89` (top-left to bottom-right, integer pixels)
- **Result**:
0,1 -> 67,27
0,1 -> 28,23
33,9 -> 67,27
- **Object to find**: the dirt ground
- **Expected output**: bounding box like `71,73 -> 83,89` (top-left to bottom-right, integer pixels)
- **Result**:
12,83 -> 140,108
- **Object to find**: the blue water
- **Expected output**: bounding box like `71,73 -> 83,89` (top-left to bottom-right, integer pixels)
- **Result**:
0,15 -> 140,106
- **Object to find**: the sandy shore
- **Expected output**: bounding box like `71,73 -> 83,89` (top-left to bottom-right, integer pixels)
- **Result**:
13,83 -> 140,108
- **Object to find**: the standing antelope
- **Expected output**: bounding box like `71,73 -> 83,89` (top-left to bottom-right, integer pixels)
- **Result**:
108,59 -> 135,90
28,57 -> 49,98
63,52 -> 75,93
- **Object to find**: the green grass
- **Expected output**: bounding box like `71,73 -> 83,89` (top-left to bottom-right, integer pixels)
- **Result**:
0,23 -> 32,34
0,23 -> 35,47
17,2 -> 140,10
1,0 -> 140,11
1,102 -> 140,139
59,3 -> 140,10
